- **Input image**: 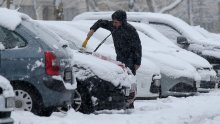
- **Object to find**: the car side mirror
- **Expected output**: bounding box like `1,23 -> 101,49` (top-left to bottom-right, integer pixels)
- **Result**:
177,36 -> 190,46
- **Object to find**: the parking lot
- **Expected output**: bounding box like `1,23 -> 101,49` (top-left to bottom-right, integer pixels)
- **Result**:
12,90 -> 220,124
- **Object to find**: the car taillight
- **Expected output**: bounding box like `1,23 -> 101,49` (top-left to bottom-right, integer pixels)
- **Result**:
45,51 -> 60,75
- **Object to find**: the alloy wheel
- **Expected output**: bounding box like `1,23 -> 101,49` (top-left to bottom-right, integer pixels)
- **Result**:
72,90 -> 82,111
14,90 -> 33,111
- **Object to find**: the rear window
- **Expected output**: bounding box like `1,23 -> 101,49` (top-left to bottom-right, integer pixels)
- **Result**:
0,26 -> 27,49
21,20 -> 65,49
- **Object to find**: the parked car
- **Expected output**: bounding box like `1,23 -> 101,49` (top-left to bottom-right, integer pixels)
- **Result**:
0,75 -> 14,124
38,21 -> 137,113
0,8 -> 75,116
40,20 -> 162,99
130,22 -> 217,92
42,20 -> 200,98
73,12 -> 219,89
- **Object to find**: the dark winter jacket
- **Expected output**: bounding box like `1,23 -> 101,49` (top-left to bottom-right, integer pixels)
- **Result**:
90,19 -> 142,67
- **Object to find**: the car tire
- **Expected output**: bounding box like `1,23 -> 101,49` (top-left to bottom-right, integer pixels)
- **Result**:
77,85 -> 94,114
13,83 -> 53,116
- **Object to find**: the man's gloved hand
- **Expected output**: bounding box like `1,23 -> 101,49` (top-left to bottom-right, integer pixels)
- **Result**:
82,37 -> 89,48
81,29 -> 95,48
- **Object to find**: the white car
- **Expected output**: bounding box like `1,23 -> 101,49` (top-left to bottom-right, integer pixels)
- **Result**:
73,12 -> 219,89
40,20 -> 162,99
0,75 -> 14,124
42,20 -> 200,97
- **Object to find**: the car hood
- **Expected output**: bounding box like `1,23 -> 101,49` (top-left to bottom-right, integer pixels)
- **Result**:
73,50 -> 135,87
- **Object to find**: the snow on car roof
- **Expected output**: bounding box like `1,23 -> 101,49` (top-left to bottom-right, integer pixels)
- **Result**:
74,12 -> 220,47
193,25 -> 220,42
0,75 -> 14,97
0,8 -> 30,30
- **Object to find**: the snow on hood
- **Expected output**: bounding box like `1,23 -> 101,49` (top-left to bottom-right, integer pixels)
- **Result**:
74,12 -> 220,48
0,75 -> 14,97
73,50 -> 134,87
0,8 -> 30,30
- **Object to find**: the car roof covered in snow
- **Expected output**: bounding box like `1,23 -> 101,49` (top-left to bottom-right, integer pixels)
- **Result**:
74,12 -> 220,47
0,8 -> 30,30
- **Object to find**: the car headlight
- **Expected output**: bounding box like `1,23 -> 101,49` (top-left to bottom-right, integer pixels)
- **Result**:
5,97 -> 15,108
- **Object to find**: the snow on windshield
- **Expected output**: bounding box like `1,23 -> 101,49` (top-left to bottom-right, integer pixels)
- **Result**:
0,8 -> 30,30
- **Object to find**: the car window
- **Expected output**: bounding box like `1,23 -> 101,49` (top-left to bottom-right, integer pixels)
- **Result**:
0,27 -> 27,49
21,20 -> 66,50
149,22 -> 182,43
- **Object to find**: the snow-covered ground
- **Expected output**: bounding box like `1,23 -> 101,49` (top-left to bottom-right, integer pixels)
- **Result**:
12,90 -> 220,124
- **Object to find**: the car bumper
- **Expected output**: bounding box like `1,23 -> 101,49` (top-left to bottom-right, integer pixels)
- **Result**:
96,94 -> 127,110
0,112 -> 13,124
200,81 -> 217,89
0,118 -> 13,124
40,77 -> 75,108
160,74 -> 197,97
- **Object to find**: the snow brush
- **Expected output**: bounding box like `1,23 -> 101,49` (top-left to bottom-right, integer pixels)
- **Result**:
93,33 -> 112,52
81,33 -> 112,52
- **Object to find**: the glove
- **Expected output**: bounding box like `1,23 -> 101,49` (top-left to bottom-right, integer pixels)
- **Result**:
82,37 -> 89,48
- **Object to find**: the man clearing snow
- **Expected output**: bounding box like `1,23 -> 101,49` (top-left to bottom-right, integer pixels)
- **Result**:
83,10 -> 142,75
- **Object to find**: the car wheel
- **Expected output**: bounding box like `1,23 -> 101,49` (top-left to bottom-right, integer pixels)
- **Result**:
77,86 -> 94,114
72,90 -> 82,111
13,84 -> 52,116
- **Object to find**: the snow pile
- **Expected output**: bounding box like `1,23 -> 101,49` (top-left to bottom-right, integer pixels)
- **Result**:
12,90 -> 220,124
0,75 -> 14,97
0,8 -> 30,30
